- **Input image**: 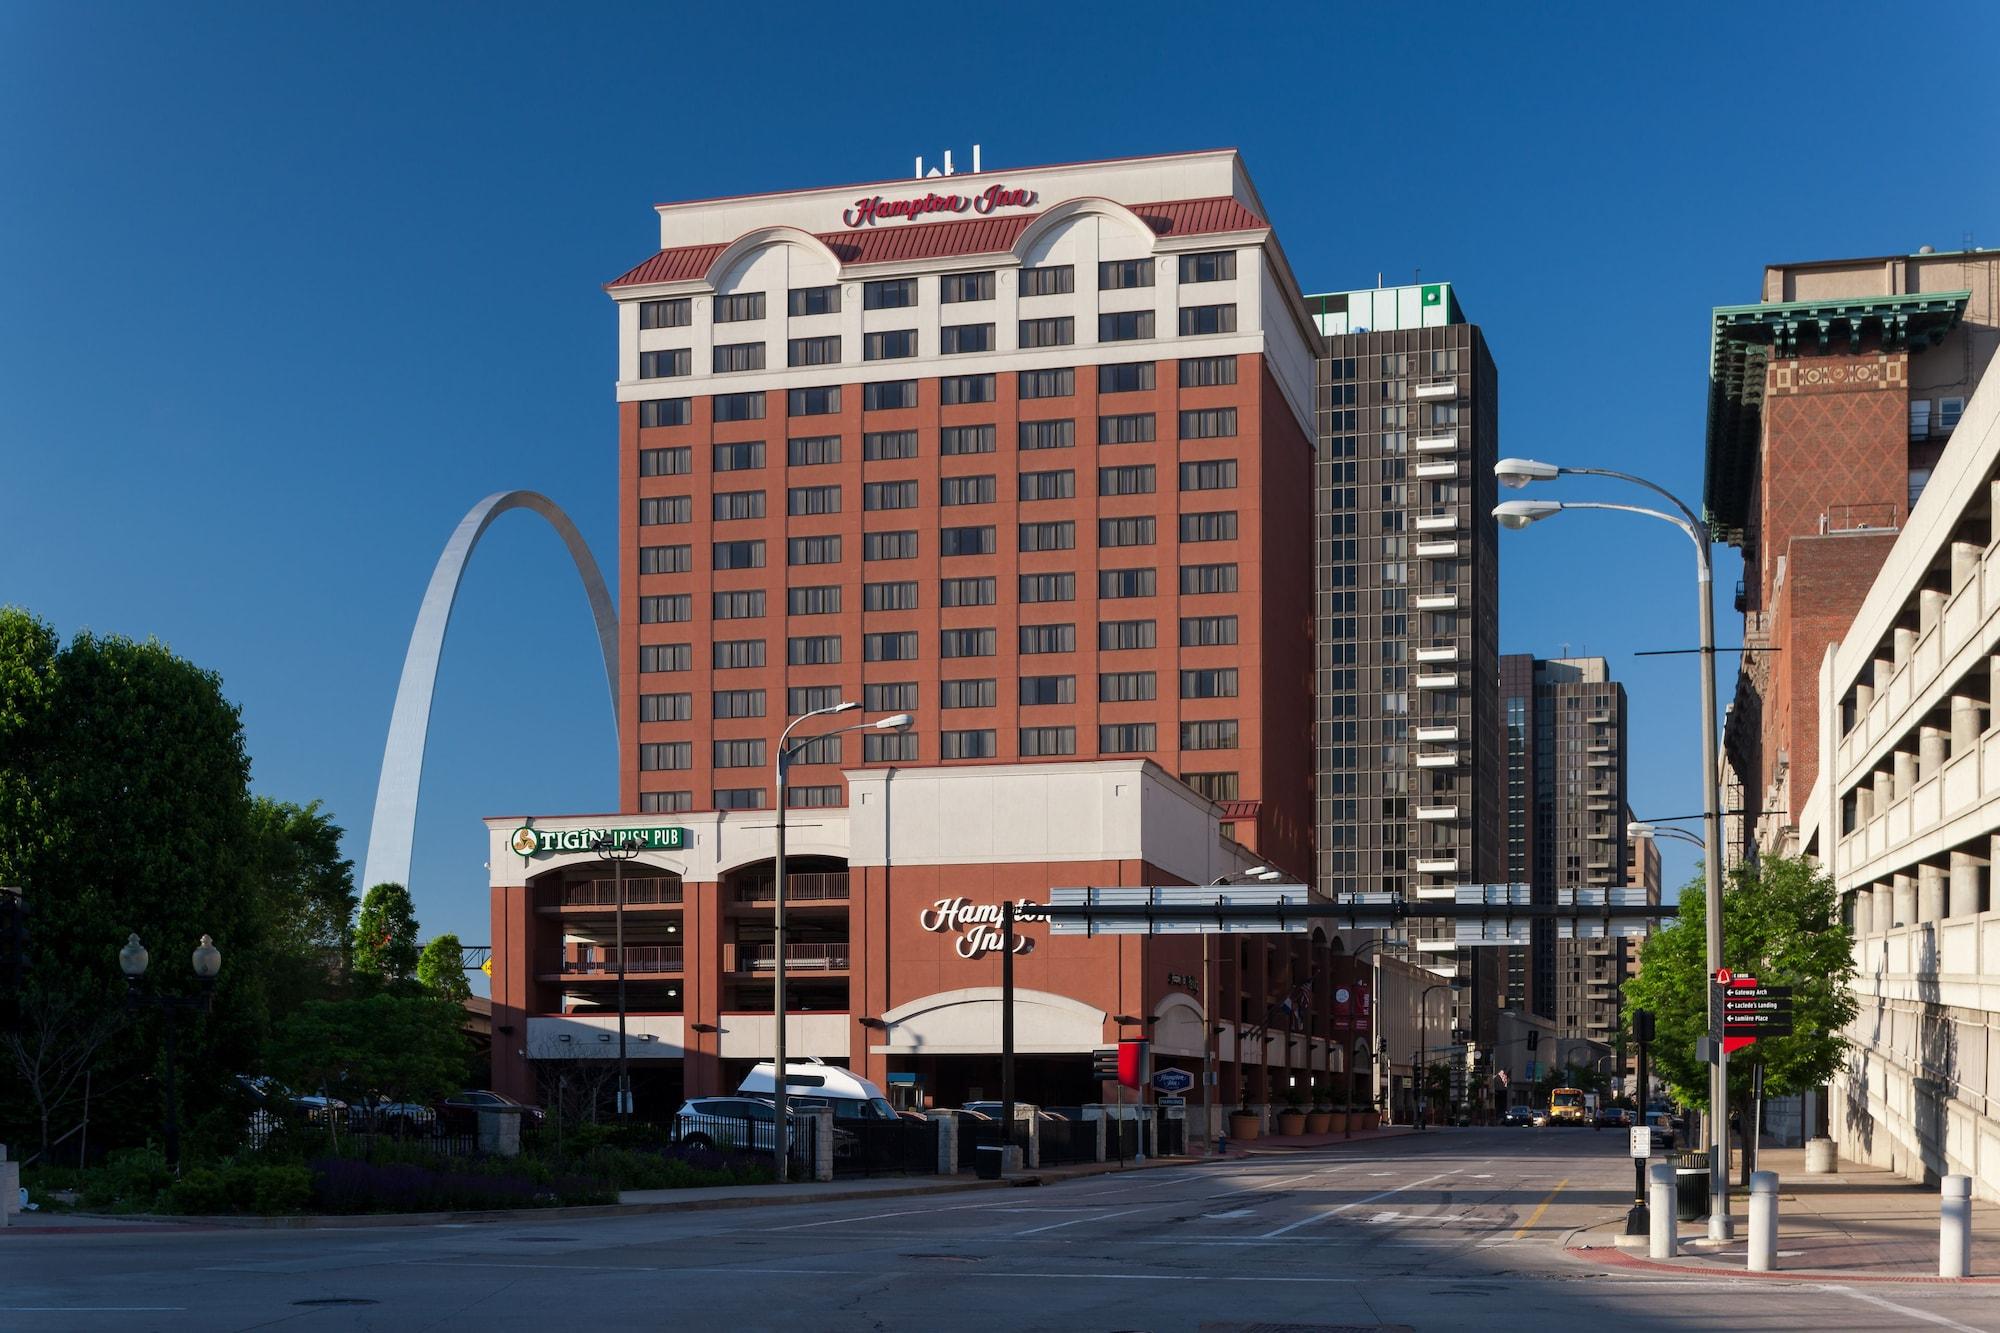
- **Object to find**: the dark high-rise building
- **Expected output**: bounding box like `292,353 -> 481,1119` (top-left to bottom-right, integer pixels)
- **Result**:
1312,282 -> 1504,1059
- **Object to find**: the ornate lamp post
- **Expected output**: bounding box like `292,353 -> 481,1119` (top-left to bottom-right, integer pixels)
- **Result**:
120,932 -> 222,1170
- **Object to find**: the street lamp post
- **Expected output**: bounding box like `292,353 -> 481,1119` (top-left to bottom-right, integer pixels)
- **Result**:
1206,868 -> 1280,1149
119,933 -> 222,1170
1416,980 -> 1458,1129
589,832 -> 641,1118
1348,936 -> 1410,1124
771,704 -> 913,1183
1495,457 -> 1734,1239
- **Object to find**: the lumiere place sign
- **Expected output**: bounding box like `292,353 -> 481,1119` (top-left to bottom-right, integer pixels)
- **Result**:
510,825 -> 690,859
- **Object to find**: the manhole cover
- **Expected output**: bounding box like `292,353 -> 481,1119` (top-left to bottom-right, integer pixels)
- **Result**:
292,1298 -> 380,1307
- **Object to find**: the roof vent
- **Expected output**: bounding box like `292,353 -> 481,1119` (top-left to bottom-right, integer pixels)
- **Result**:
1917,244 -> 1936,254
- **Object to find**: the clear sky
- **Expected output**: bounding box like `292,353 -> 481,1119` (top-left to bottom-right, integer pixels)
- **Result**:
6,3 -> 1999,966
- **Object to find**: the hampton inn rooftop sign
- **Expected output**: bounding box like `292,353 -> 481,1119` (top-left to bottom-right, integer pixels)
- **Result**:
843,183 -> 1038,229
919,897 -> 1048,959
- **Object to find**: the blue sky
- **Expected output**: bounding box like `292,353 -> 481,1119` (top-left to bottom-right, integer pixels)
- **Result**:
6,3 -> 1998,963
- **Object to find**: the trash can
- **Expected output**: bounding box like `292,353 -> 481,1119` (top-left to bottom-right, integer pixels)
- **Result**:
1674,1150 -> 1711,1223
974,1144 -> 1004,1180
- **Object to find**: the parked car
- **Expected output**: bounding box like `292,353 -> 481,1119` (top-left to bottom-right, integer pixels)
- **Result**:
962,1101 -> 1067,1123
1594,1106 -> 1631,1129
433,1088 -> 544,1130
1502,1104 -> 1537,1127
738,1061 -> 898,1121
348,1097 -> 435,1134
1645,1111 -> 1679,1150
675,1096 -> 785,1152
927,1107 -> 994,1122
235,1074 -> 350,1125
1530,1109 -> 1552,1127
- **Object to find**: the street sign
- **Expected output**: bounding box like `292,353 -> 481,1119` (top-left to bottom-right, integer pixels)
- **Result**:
1714,976 -> 1792,1053
1630,1125 -> 1652,1159
1152,1067 -> 1195,1094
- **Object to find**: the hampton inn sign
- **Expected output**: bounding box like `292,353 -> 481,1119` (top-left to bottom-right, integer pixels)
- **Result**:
842,183 -> 1038,228
918,897 -> 1048,959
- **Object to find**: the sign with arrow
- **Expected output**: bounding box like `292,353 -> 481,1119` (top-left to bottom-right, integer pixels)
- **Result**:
1716,974 -> 1792,1053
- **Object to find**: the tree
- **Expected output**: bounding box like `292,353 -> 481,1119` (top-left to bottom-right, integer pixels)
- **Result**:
245,798 -> 357,1012
417,934 -> 471,1004
266,994 -> 470,1140
353,883 -> 421,987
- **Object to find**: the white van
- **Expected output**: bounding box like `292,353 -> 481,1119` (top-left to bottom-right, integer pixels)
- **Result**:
737,1061 -> 899,1121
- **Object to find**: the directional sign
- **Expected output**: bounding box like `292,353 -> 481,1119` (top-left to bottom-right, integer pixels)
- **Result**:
1152,1067 -> 1195,1094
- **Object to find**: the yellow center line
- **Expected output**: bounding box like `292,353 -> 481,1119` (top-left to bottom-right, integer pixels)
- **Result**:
1512,1176 -> 1570,1238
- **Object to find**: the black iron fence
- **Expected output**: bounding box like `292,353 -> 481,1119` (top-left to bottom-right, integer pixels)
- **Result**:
670,1108 -> 815,1178
833,1117 -> 937,1177
1038,1115 -> 1098,1165
959,1117 -> 1006,1169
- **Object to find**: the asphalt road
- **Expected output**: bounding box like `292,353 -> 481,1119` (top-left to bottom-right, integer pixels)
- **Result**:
4,1128 -> 1995,1332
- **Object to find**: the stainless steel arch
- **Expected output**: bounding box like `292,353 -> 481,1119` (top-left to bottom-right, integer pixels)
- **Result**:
360,491 -> 617,892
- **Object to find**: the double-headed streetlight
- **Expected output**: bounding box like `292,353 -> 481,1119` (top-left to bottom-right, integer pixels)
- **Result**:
771,703 -> 913,1183
1415,978 -> 1463,1129
119,932 -> 223,1170
1494,456 -> 1733,1238
1628,820 -> 1705,851
588,831 -> 642,1118
1204,868 -> 1281,1147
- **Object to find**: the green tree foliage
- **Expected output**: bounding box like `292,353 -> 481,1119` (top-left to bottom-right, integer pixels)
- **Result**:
245,798 -> 357,1013
353,883 -> 421,987
417,934 -> 471,1005
1624,853 -> 1858,1115
266,993 -> 470,1125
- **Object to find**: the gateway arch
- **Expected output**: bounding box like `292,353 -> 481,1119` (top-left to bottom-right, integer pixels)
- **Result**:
360,490 -> 617,892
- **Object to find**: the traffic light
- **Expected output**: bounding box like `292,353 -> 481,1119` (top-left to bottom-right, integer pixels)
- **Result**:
1092,1046 -> 1121,1082
1526,1030 -> 1539,1051
1633,1009 -> 1656,1042
1117,1038 -> 1150,1090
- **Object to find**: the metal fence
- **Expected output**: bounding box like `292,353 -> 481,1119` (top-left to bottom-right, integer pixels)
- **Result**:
833,1117 -> 938,1177
670,1108 -> 815,1177
1038,1116 -> 1098,1165
959,1117 -> 1006,1169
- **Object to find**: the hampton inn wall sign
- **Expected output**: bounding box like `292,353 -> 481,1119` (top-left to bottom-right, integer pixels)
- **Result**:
843,183 -> 1038,228
919,897 -> 1048,959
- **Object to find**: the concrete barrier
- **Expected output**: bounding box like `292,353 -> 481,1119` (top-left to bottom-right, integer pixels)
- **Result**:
1648,1163 -> 1677,1259
1748,1170 -> 1779,1271
1942,1175 -> 1972,1278
1804,1138 -> 1836,1174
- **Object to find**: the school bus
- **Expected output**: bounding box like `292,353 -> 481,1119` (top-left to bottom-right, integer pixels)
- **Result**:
1547,1087 -> 1597,1125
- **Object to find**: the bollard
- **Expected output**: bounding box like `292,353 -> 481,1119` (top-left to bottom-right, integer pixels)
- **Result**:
1941,1175 -> 1973,1278
1747,1170 -> 1779,1271
1648,1163 -> 1677,1259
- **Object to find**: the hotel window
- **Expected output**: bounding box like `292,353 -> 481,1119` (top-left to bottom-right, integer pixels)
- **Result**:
1098,362 -> 1156,393
1180,563 -> 1238,594
1098,568 -> 1155,599
1100,723 -> 1157,753
713,342 -> 766,373
640,790 -> 693,813
640,643 -> 692,673
940,729 -> 997,759
788,535 -> 841,565
941,475 -> 996,506
1019,368 -> 1075,399
1180,615 -> 1238,647
941,325 -> 995,356
866,631 -> 920,662
712,588 -> 765,620
943,678 -> 998,709
864,530 -> 919,561
713,392 -> 766,421
713,639 -> 765,669
640,349 -> 691,379
713,788 -> 767,810
862,580 -> 917,611
1019,264 -> 1074,297
788,338 -> 842,370
1019,726 -> 1076,757
788,585 -> 842,615
1019,572 -> 1074,603
713,490 -> 765,521
1018,469 -> 1075,501
1099,516 -> 1156,547
940,628 -> 996,659
792,734 -> 843,766
1179,459 -> 1238,490
1099,310 -> 1154,341
640,298 -> 692,329
864,682 -> 918,712
640,399 -> 692,429
788,434 -> 841,466
1178,251 -> 1237,283
940,576 -> 996,607
639,544 -> 692,575
1098,464 -> 1155,496
1019,419 -> 1075,451
863,278 -> 917,310
863,430 -> 919,461
1099,258 -> 1154,290
639,594 -> 692,624
941,373 -> 995,404
714,441 -> 765,472
1019,675 -> 1075,706
1020,624 -> 1075,654
779,688 -> 841,721
788,285 -> 840,316
711,542 -> 765,575
942,424 -> 995,455
940,271 -> 995,303
1181,719 -> 1240,750
1099,671 -> 1156,703
1179,356 -> 1237,387
1179,511 -> 1238,542
1099,413 -> 1156,445
1019,520 -> 1075,552
863,380 -> 918,410
1099,620 -> 1156,651
639,692 -> 693,722
940,525 -> 996,556
640,742 -> 693,771
1182,771 -> 1239,801
865,731 -> 920,762
1941,396 -> 1967,431
864,480 -> 919,511
1178,304 -> 1237,337
714,293 -> 766,323
787,635 -> 841,665
1180,409 -> 1239,440
1018,316 -> 1075,348
788,484 -> 841,516
788,785 -> 842,809
864,329 -> 917,361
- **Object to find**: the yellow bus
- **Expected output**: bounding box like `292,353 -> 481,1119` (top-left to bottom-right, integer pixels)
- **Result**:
1547,1087 -> 1597,1125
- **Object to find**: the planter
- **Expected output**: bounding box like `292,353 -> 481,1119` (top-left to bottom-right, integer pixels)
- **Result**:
1228,1110 -> 1261,1141
1326,1111 -> 1349,1134
1305,1110 -> 1332,1133
1276,1110 -> 1307,1136
1355,1110 -> 1379,1132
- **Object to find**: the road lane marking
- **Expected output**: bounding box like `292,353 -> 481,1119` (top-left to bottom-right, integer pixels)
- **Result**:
1255,1171 -> 1454,1238
1013,1204 -> 1163,1236
1203,1209 -> 1254,1219
1819,1286 -> 1988,1333
1510,1176 -> 1569,1238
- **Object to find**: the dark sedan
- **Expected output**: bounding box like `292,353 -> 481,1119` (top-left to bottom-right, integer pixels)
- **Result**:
434,1088 -> 544,1130
1502,1104 -> 1537,1126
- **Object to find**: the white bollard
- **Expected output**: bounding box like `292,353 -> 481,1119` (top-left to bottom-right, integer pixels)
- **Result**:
1648,1163 -> 1677,1259
1748,1170 -> 1779,1271
1941,1175 -> 1973,1278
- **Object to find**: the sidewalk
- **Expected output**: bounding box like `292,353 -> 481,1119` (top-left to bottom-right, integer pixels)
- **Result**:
1569,1146 -> 2000,1283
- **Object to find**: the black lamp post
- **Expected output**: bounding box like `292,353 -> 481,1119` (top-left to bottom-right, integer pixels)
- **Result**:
588,832 -> 641,1119
120,932 -> 222,1170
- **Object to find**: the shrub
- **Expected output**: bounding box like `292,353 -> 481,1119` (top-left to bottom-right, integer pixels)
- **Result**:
159,1168 -> 231,1215
80,1147 -> 173,1211
307,1156 -> 614,1214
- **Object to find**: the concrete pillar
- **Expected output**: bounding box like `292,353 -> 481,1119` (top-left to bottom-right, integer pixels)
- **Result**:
1917,862 -> 1947,924
1854,679 -> 1876,719
1871,881 -> 1895,934
1951,694 -> 1984,753
812,1107 -> 835,1182
1855,779 -> 1876,825
1949,851 -> 1985,919
1874,767 -> 1896,812
1894,747 -> 1918,800
1920,588 -> 1947,636
1990,656 -> 2000,718
1893,873 -> 1918,928
928,1111 -> 960,1175
476,1107 -> 522,1157
1951,540 -> 1983,595
1920,725 -> 1948,780
1894,625 -> 1917,668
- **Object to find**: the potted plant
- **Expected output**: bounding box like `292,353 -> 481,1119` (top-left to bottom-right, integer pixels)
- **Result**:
1276,1091 -> 1307,1137
1305,1098 -> 1333,1134
1228,1104 -> 1261,1140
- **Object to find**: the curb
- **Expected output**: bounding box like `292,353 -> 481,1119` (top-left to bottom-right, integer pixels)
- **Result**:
1567,1243 -> 2000,1285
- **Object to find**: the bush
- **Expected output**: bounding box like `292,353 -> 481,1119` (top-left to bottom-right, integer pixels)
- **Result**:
573,1144 -> 771,1191
307,1156 -> 614,1214
153,1162 -> 312,1216
80,1147 -> 173,1211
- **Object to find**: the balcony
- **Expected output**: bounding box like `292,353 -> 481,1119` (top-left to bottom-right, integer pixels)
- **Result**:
736,942 -> 851,972
558,877 -> 682,908
1415,672 -> 1460,690
1416,804 -> 1462,822
1414,645 -> 1460,664
1412,459 -> 1461,480
1412,592 -> 1460,611
733,871 -> 851,903
1587,755 -> 1612,767
1414,432 -> 1459,453
1413,512 -> 1460,533
1586,714 -> 1612,725
564,945 -> 683,975
1414,539 -> 1461,558
1413,377 -> 1460,400
1415,752 -> 1460,769
1414,724 -> 1460,742
1414,857 -> 1460,874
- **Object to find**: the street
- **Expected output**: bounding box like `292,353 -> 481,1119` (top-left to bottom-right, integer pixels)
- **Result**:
4,1128 -> 1994,1331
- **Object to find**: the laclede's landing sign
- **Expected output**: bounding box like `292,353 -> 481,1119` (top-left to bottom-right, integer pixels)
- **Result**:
843,183 -> 1037,228
1713,972 -> 1794,1054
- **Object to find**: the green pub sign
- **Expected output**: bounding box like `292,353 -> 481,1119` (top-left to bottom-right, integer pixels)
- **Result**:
510,825 -> 690,858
